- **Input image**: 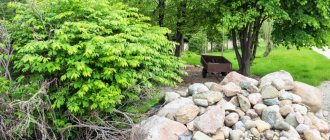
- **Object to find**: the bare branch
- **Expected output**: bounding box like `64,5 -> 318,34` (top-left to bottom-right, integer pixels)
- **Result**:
0,20 -> 13,81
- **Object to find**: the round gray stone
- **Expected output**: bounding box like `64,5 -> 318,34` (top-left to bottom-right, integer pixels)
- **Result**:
233,121 -> 245,130
285,112 -> 299,127
262,107 -> 281,127
263,98 -> 280,106
274,120 -> 290,131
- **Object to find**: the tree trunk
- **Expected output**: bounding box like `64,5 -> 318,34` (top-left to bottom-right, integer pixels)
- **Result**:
231,19 -> 263,76
263,41 -> 273,57
231,30 -> 242,69
232,30 -> 250,76
158,0 -> 165,27
250,30 -> 260,63
175,30 -> 183,57
210,41 -> 213,52
238,25 -> 252,76
241,41 -> 251,76
174,0 -> 186,57
157,0 -> 170,39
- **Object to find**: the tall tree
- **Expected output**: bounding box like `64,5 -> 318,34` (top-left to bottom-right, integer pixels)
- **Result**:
220,1 -> 287,76
174,0 -> 186,57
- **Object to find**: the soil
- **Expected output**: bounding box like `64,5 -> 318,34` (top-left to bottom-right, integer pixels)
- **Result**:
160,65 -> 225,93
180,65 -> 223,85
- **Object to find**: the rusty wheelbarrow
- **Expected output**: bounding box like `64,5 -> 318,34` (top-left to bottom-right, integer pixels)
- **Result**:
200,55 -> 232,78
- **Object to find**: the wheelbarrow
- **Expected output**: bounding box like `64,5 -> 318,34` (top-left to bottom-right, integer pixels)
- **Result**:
200,55 -> 232,78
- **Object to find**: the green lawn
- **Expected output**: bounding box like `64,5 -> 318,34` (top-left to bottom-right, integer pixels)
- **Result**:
181,46 -> 330,86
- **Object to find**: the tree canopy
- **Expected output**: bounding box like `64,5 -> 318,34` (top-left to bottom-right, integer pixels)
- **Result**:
273,0 -> 330,47
123,0 -> 330,75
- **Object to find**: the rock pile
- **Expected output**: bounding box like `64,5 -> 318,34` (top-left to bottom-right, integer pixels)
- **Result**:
131,70 -> 329,140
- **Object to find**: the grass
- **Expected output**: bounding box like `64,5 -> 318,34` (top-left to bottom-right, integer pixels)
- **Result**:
181,46 -> 330,86
123,92 -> 164,123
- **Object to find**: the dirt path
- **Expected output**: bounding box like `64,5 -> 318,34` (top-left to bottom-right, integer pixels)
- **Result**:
319,81 -> 330,121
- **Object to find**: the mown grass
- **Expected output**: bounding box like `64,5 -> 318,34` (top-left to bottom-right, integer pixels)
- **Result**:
181,46 -> 330,86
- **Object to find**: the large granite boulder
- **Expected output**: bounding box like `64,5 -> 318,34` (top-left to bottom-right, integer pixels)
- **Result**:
194,106 -> 225,134
220,71 -> 258,86
292,81 -> 322,112
131,115 -> 188,140
188,83 -> 209,95
192,91 -> 223,106
175,104 -> 200,124
157,98 -> 194,120
259,70 -> 294,90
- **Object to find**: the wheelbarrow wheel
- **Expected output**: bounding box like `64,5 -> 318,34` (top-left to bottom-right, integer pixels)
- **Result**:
221,72 -> 227,76
202,68 -> 207,78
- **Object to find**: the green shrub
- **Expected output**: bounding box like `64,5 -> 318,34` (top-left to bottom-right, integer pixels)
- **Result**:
188,31 -> 208,54
12,0 -> 184,114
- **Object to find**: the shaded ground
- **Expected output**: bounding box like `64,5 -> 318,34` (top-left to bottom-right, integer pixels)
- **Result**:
161,65 -> 261,93
160,65 -> 223,93
180,65 -> 261,85
180,65 -> 223,85
319,81 -> 330,122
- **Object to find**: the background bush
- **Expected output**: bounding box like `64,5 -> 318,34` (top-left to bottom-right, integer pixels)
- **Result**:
11,0 -> 184,115
188,31 -> 208,54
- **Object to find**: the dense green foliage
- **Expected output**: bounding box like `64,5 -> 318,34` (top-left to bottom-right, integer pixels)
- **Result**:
11,0 -> 183,114
0,0 -> 184,139
188,31 -> 208,54
182,45 -> 330,86
273,0 -> 330,47
0,0 -> 17,20
123,0 -> 226,57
